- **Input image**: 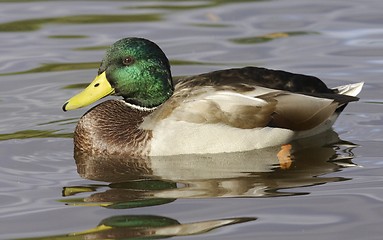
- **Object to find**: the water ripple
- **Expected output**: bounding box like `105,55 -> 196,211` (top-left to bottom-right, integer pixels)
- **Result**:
0,0 -> 383,239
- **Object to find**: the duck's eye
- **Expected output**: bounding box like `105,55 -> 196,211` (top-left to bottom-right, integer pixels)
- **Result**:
122,57 -> 134,66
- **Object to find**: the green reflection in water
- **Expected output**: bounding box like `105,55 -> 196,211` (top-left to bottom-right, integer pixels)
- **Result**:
135,0 -> 266,10
0,130 -> 72,141
0,14 -> 162,32
48,35 -> 88,39
0,62 -> 99,76
191,23 -> 230,28
74,45 -> 109,51
135,3 -> 214,10
63,83 -> 89,90
231,31 -> 318,44
38,118 -> 78,126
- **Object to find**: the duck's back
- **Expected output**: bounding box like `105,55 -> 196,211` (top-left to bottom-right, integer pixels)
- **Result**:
176,67 -> 335,94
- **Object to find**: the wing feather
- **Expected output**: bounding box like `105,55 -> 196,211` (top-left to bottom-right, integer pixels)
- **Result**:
261,92 -> 338,130
143,87 -> 341,131
169,91 -> 277,129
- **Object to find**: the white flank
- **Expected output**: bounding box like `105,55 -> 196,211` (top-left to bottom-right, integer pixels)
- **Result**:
149,120 -> 294,156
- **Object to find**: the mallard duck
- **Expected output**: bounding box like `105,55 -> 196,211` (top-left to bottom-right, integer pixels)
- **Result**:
63,37 -> 363,156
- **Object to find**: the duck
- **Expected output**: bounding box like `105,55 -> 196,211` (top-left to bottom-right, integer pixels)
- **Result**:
63,37 -> 363,156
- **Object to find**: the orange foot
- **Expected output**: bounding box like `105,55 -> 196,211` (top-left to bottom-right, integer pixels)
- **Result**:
277,144 -> 293,170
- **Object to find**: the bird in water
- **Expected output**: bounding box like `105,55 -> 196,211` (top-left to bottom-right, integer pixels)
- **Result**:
63,37 -> 363,157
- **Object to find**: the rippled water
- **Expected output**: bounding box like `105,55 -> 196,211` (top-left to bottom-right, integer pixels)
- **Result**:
1,0 -> 383,239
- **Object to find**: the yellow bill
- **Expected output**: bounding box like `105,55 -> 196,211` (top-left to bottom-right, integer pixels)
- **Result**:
62,72 -> 115,111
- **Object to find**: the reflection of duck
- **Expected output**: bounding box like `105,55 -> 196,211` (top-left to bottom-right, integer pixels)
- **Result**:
63,37 -> 363,156
20,215 -> 256,240
67,131 -> 357,203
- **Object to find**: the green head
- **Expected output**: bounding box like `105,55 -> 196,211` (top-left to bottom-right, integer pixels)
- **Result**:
63,38 -> 174,111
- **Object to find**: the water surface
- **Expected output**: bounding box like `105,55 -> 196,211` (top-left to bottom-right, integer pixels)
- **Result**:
1,0 -> 383,239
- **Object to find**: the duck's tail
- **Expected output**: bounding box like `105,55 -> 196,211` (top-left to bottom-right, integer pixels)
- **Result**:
333,82 -> 364,97
332,82 -> 364,113
295,82 -> 364,139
